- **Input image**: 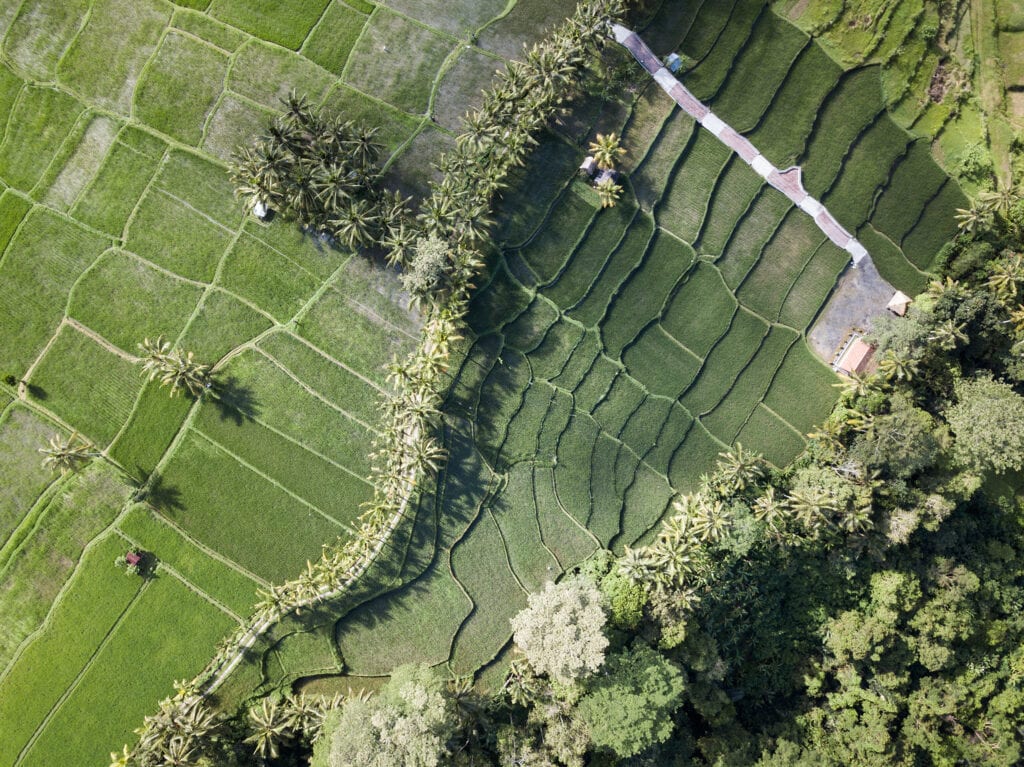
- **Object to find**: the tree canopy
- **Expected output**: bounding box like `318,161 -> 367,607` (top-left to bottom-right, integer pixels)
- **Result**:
312,665 -> 456,767
510,579 -> 609,686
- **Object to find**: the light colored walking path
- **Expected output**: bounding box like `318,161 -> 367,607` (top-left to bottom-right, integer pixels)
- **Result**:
612,24 -> 871,266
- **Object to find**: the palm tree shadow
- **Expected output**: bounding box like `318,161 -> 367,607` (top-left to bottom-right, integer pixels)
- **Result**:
135,471 -> 183,514
210,376 -> 260,425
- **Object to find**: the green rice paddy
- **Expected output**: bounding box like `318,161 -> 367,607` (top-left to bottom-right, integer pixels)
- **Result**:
0,0 -> 967,761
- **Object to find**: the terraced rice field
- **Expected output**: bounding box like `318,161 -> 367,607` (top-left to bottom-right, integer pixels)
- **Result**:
0,0 -> 969,760
219,0 -> 968,699
0,0 -> 585,763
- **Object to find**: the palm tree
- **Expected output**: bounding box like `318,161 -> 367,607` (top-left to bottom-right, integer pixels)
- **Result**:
282,692 -> 326,741
927,275 -> 964,301
282,90 -> 315,129
617,545 -> 655,584
1006,304 -> 1024,337
986,252 -> 1024,301
877,350 -> 918,383
834,370 -> 880,400
715,443 -> 764,494
108,745 -> 132,767
807,418 -> 844,455
39,431 -> 95,475
246,698 -> 290,759
162,737 -> 198,767
588,132 -> 626,170
350,125 -> 382,168
786,488 -> 834,532
312,161 -> 354,212
954,204 -> 992,234
752,487 -> 783,523
595,176 -> 623,208
689,497 -> 731,542
978,182 -> 1018,221
837,504 -> 873,533
139,336 -> 213,397
927,319 -> 969,351
504,659 -> 541,706
330,198 -> 380,250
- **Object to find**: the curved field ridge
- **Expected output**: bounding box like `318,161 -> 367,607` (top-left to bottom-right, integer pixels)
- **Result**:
613,23 -> 872,268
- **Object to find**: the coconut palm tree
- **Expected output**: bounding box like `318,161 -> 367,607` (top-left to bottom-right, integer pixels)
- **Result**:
330,198 -> 380,249
927,319 -> 969,351
617,545 -> 655,584
978,182 -> 1019,222
752,487 -> 783,523
1006,304 -> 1024,337
139,336 -> 213,398
589,132 -> 626,170
282,90 -> 315,129
312,161 -> 354,212
689,497 -> 731,543
504,659 -> 541,706
595,176 -> 623,208
954,204 -> 992,234
786,488 -> 833,533
714,443 -> 765,494
39,431 -> 95,475
877,350 -> 919,382
246,698 -> 291,760
927,275 -> 964,301
838,504 -> 873,533
986,252 -> 1024,301
835,370 -> 879,400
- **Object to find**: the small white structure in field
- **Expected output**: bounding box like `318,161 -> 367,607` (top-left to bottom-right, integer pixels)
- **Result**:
253,200 -> 268,219
595,168 -> 619,185
579,156 -> 597,178
665,53 -> 682,72
887,290 -> 912,317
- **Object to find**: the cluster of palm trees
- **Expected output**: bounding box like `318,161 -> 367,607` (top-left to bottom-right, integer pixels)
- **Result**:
616,442 -> 878,604
229,92 -> 396,249
954,182 -> 1021,237
244,692 -> 344,760
617,445 -> 765,600
138,336 -> 213,398
110,689 -> 223,767
114,685 -> 342,766
588,132 -> 626,208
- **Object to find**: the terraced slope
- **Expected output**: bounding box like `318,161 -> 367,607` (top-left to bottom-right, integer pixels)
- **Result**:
0,0 -> 585,763
222,0 -> 966,695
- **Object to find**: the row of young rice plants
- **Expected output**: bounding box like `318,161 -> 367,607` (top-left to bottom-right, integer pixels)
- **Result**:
704,7 -> 809,133
0,463 -> 130,674
736,209 -> 826,321
680,0 -> 758,101
0,405 -> 62,551
18,575 -> 235,767
600,229 -> 697,357
0,533 -> 143,767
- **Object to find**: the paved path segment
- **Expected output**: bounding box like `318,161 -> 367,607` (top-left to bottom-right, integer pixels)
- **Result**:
612,24 -> 870,267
